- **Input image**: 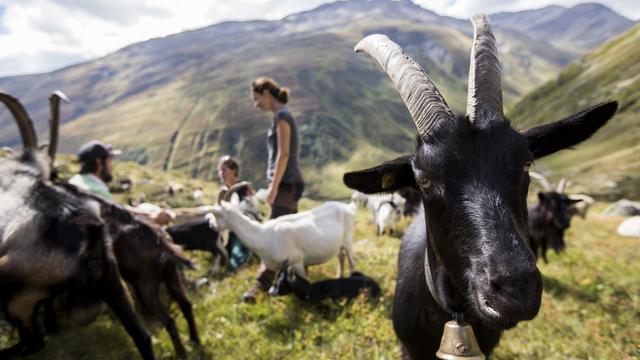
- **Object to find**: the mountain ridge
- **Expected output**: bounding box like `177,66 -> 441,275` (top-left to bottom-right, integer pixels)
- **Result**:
0,0 -> 634,197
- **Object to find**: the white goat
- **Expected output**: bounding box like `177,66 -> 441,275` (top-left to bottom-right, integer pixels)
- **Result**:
173,184 -> 262,224
210,200 -> 357,278
376,193 -> 406,235
352,191 -> 392,222
352,191 -> 406,234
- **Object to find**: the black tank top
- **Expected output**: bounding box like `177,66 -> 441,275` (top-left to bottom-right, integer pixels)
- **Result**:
266,107 -> 303,184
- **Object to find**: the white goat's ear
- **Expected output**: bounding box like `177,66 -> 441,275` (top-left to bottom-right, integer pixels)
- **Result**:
230,192 -> 240,206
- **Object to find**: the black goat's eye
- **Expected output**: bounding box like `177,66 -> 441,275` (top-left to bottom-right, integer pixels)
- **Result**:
419,177 -> 432,189
524,161 -> 533,172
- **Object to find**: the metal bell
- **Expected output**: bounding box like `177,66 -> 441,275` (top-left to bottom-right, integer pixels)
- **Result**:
436,320 -> 486,360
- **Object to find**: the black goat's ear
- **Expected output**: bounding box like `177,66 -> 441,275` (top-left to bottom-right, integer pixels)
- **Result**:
537,192 -> 546,202
522,101 -> 617,159
343,155 -> 415,194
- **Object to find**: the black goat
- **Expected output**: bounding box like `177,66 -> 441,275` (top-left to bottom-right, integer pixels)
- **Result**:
528,191 -> 580,263
166,217 -> 228,272
0,92 -> 154,359
343,14 -> 617,359
269,265 -> 380,302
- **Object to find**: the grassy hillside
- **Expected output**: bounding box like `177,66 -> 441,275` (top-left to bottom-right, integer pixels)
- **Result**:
509,23 -> 640,200
1,201 -> 637,359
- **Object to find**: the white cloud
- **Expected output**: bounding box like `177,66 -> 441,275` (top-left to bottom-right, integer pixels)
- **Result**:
0,0 -> 636,77
0,0 -> 331,77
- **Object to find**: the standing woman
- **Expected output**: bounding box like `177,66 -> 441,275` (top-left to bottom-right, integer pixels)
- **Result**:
243,77 -> 304,303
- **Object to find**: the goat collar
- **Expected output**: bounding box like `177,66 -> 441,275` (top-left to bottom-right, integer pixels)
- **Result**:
424,237 -> 452,314
423,208 -> 466,318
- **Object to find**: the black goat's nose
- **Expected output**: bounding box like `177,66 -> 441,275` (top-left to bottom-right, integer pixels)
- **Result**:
490,270 -> 541,302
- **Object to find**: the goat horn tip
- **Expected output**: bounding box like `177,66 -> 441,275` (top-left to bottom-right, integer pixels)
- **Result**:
354,34 -> 388,53
52,90 -> 70,102
471,13 -> 488,23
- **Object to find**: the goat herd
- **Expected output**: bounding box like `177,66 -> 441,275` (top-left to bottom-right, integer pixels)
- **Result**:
1,14 -> 622,360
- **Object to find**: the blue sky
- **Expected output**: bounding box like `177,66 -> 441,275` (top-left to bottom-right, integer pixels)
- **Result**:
0,0 -> 637,77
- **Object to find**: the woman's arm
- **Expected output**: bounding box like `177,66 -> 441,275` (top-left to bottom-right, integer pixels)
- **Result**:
267,118 -> 291,205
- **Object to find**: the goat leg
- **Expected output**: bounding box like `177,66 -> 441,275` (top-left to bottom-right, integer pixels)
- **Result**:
345,241 -> 356,276
98,260 -> 155,360
0,294 -> 46,359
291,262 -> 306,279
213,238 -> 229,272
338,250 -> 346,278
135,279 -> 187,359
41,298 -> 60,334
164,267 -> 200,345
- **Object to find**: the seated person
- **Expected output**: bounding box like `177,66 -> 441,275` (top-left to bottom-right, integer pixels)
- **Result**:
218,155 -> 256,270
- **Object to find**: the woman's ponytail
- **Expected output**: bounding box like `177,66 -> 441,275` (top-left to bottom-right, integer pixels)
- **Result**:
252,77 -> 290,105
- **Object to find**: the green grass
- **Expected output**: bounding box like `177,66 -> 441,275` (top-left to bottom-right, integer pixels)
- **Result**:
2,199 -> 638,359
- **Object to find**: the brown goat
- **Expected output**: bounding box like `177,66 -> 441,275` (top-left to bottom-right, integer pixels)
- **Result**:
59,180 -> 201,358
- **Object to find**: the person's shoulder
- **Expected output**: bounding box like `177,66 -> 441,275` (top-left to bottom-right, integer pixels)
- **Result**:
68,173 -> 86,185
68,173 -> 93,192
275,108 -> 295,126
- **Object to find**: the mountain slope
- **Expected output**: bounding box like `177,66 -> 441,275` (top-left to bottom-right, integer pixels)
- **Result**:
509,23 -> 640,200
492,3 -> 635,52
0,0 -> 634,198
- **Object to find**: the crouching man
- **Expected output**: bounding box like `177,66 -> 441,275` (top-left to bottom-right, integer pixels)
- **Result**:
68,140 -> 173,225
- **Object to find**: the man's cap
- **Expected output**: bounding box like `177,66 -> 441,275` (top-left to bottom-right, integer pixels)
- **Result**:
77,140 -> 121,164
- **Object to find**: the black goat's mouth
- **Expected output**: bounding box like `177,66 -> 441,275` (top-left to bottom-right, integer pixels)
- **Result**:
476,291 -> 502,319
473,290 -> 518,329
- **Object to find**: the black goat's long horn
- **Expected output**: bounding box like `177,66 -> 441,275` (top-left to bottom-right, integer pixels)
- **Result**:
0,93 -> 38,151
556,178 -> 568,193
467,14 -> 503,122
48,90 -> 70,162
354,34 -> 454,139
224,181 -> 251,201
